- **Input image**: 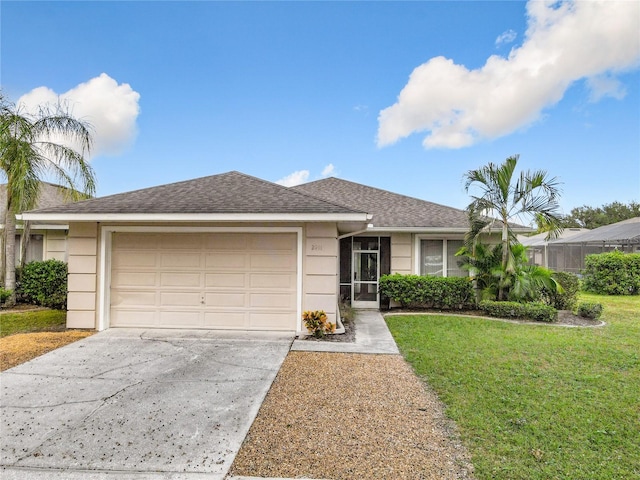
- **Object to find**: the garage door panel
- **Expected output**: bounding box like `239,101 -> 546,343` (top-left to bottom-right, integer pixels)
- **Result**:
112,252 -> 157,268
160,292 -> 201,307
112,272 -> 157,287
250,293 -> 296,309
160,272 -> 201,287
111,310 -> 157,327
205,253 -> 247,269
204,234 -> 248,250
161,253 -> 201,268
249,313 -> 292,329
111,232 -> 297,330
204,292 -> 246,307
249,233 -> 296,251
113,233 -> 159,250
159,311 -> 201,327
112,291 -> 157,307
250,254 -> 295,270
160,234 -> 203,250
205,273 -> 246,288
203,312 -> 247,328
250,273 -> 295,289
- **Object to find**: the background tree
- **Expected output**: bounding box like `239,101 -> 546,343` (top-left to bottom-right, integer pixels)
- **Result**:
463,155 -> 562,300
559,201 -> 640,229
0,94 -> 96,305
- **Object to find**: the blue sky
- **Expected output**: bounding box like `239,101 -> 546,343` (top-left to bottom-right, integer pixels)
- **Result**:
2,1 -> 639,218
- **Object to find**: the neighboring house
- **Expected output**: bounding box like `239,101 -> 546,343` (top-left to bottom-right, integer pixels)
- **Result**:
21,171 -> 530,334
0,182 -> 73,265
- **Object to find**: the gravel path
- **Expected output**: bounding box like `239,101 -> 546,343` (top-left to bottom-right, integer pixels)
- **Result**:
229,351 -> 475,480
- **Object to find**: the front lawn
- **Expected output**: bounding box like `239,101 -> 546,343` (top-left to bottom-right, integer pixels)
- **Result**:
0,308 -> 67,337
386,293 -> 640,479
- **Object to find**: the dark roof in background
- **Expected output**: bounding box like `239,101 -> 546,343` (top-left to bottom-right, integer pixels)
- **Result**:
292,177 -> 471,229
26,171 -> 362,215
552,217 -> 640,245
0,182 -> 78,219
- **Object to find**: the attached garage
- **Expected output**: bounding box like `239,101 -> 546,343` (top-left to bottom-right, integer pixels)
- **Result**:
109,231 -> 298,330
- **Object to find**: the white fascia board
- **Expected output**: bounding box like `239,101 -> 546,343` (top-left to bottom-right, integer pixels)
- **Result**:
19,212 -> 370,223
0,223 -> 68,230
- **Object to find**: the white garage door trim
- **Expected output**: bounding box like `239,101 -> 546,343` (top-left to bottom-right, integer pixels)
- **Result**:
98,226 -> 303,332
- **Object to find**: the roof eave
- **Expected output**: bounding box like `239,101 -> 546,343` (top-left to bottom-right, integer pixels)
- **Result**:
18,212 -> 371,223
366,226 -> 471,233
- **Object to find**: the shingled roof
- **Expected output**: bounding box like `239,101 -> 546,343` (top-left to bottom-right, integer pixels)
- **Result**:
0,182 -> 81,220
25,171 -> 363,216
292,177 -> 470,229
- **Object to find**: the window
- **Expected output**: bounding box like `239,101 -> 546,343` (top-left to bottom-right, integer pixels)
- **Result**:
419,239 -> 466,277
15,234 -> 44,264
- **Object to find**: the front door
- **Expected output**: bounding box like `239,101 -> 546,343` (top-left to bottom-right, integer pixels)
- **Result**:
352,238 -> 379,308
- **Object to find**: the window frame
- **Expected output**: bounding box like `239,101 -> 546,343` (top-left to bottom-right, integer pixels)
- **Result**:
414,235 -> 466,277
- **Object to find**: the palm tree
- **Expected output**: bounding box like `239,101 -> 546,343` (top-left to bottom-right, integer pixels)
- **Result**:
0,95 -> 96,305
463,155 -> 562,300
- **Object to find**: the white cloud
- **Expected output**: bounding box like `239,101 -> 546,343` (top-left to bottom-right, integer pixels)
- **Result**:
495,29 -> 517,47
276,163 -> 337,187
586,74 -> 627,102
321,163 -> 335,177
276,169 -> 310,187
17,73 -> 141,158
377,0 -> 640,150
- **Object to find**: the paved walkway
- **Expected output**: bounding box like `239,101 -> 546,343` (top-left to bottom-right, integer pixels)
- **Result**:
290,309 -> 399,355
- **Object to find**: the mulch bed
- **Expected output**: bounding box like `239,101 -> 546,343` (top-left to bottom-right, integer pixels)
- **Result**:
230,352 -> 475,480
0,330 -> 94,372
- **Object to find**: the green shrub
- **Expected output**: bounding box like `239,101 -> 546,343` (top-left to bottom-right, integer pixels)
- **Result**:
0,287 -> 12,305
18,260 -> 68,310
577,302 -> 603,320
543,271 -> 580,310
582,251 -> 640,295
378,274 -> 475,310
480,300 -> 558,323
302,310 -> 335,338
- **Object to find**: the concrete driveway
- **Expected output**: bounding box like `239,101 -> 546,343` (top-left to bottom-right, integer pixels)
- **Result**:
0,328 -> 294,479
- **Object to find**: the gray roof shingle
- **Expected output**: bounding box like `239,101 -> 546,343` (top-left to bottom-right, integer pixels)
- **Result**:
551,217 -> 640,245
26,171 -> 363,215
292,177 -> 470,228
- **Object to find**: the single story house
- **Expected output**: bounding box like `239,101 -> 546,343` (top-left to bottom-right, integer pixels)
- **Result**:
21,171 -> 526,334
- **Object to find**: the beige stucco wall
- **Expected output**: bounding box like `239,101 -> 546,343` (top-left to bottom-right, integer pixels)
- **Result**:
44,230 -> 68,261
66,223 -> 98,329
302,222 -> 338,327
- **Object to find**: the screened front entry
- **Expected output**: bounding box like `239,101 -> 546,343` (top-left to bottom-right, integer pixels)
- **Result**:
340,236 -> 390,309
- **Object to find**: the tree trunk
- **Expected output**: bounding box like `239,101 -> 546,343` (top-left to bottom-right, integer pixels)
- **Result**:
4,203 -> 17,306
499,223 -> 509,301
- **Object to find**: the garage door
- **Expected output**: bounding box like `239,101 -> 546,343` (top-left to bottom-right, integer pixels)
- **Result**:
110,232 -> 297,330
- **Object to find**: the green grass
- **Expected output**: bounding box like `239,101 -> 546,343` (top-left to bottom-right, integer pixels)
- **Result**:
386,293 -> 640,479
0,309 -> 67,337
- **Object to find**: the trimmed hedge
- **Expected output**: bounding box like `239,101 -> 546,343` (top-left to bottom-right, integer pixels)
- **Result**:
577,302 -> 604,320
544,271 -> 580,310
480,300 -> 558,323
582,251 -> 640,295
379,274 -> 475,310
18,259 -> 68,310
